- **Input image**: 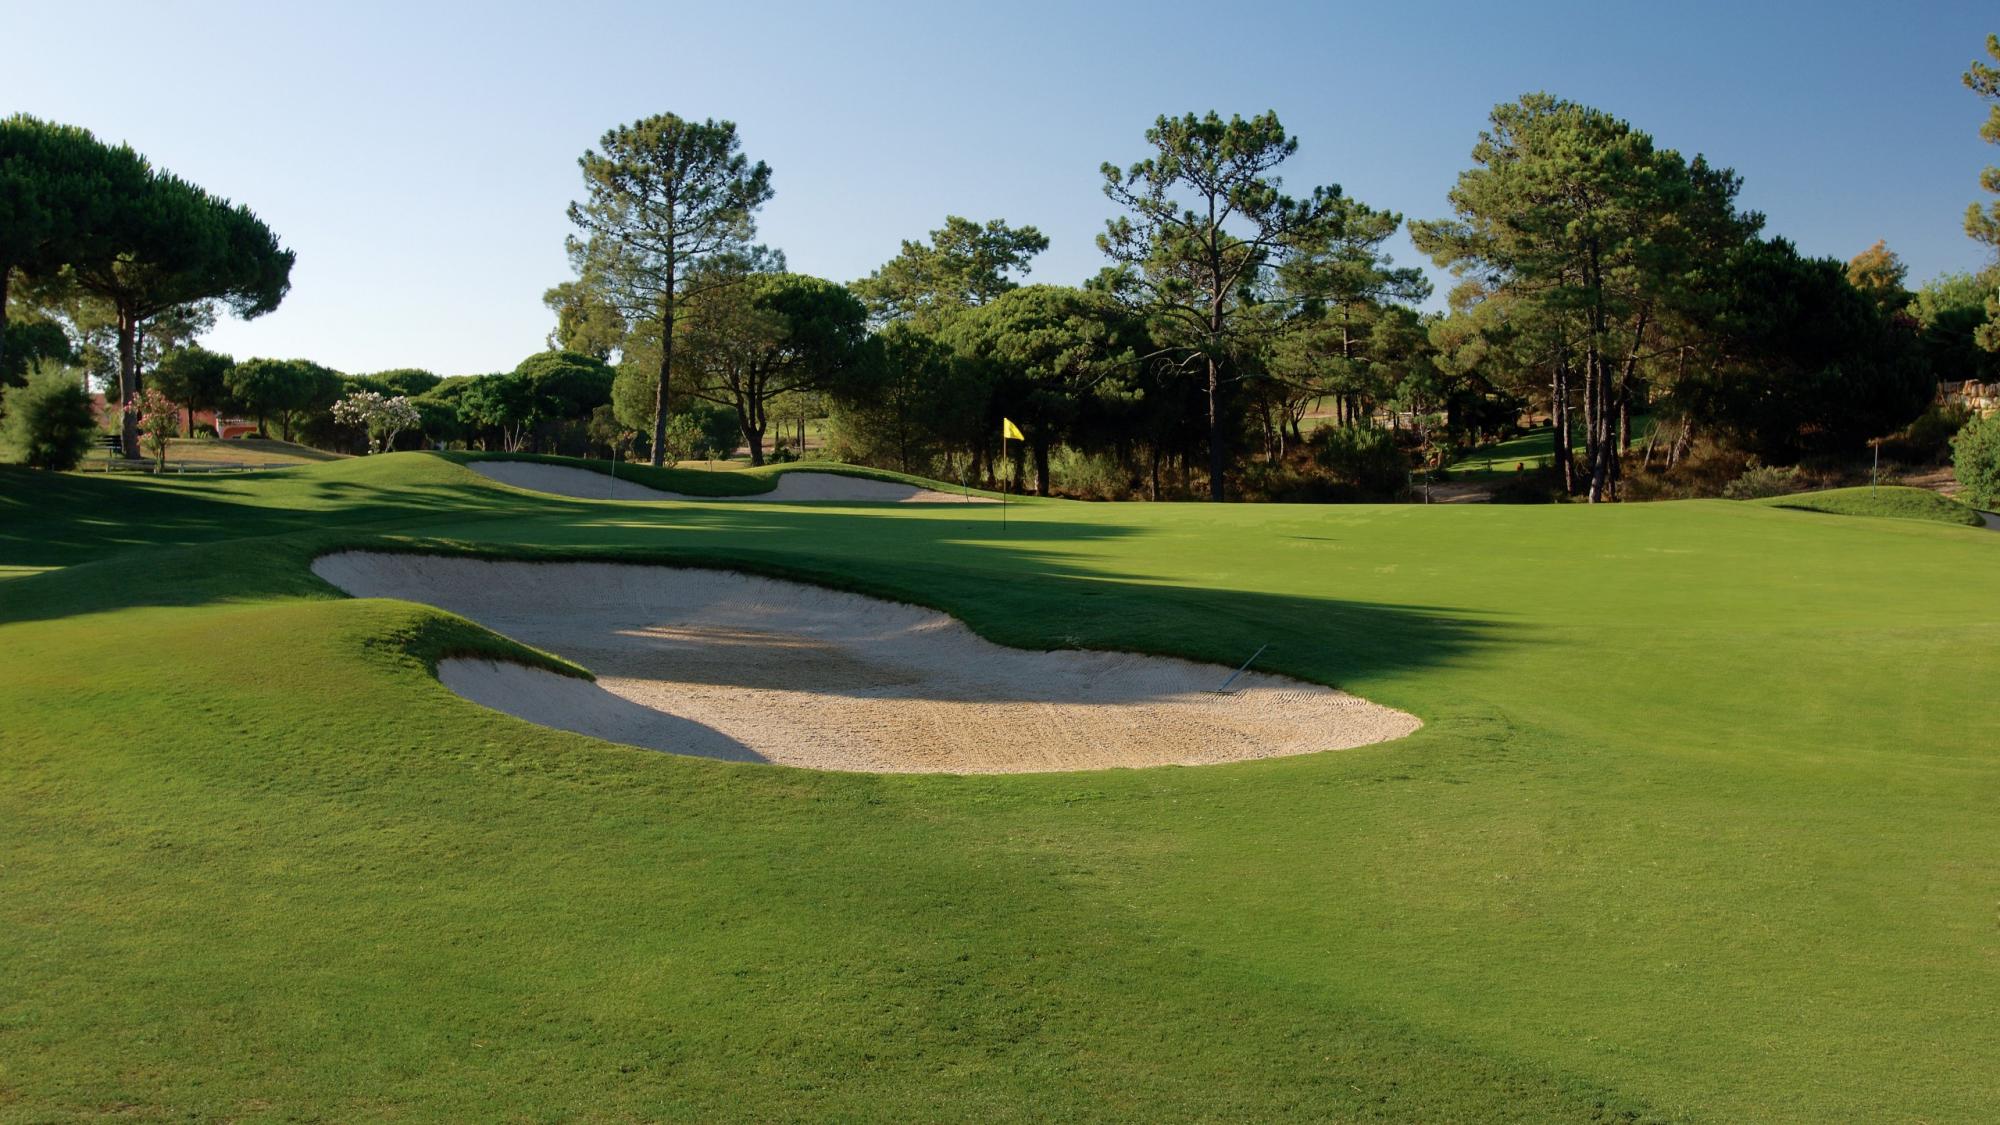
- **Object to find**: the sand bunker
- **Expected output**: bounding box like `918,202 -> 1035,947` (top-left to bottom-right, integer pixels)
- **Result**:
468,460 -> 991,504
312,552 -> 1420,773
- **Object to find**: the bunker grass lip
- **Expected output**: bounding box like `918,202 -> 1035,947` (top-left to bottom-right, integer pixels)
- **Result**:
311,551 -> 1421,773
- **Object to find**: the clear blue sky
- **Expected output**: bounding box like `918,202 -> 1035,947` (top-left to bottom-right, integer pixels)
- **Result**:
9,0 -> 1996,374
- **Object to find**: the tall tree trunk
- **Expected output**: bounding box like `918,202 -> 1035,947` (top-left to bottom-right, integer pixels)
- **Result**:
1552,352 -> 1575,494
1582,342 -> 1597,501
1668,417 -> 1695,469
649,256 -> 677,468
1585,346 -> 1603,502
1583,301 -> 1618,505
1206,356 -> 1226,502
117,308 -> 140,458
650,323 -> 673,466
1603,361 -> 1619,500
1150,444 -> 1161,501
1617,310 -> 1647,457
0,266 -> 11,385
1033,436 -> 1051,497
1593,355 -> 1617,502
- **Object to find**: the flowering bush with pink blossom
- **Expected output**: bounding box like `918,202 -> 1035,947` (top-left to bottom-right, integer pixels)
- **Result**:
135,388 -> 180,473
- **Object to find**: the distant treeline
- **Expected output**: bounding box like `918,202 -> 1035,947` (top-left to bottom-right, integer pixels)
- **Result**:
9,55 -> 2000,499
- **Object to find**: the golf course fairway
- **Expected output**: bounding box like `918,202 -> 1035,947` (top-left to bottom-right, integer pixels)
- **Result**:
2,452 -> 1995,1121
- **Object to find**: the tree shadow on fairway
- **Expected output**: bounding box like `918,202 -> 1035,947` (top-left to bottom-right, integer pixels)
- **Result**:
0,457 -> 624,570
315,550 -> 1490,709
1,469 -> 1513,695
360,503 -> 1511,696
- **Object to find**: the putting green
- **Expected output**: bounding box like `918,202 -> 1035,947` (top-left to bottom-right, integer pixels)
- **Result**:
1,452 -> 1995,1121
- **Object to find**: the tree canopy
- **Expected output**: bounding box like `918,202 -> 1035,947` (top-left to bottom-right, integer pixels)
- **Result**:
225,358 -> 340,440
361,368 -> 443,398
1412,93 -> 1762,499
565,113 -> 774,465
1965,34 -> 2000,351
942,285 -> 1139,495
24,126 -> 296,452
852,216 -> 1049,324
150,344 -> 234,433
0,116 -> 146,386
1683,238 -> 1931,459
1100,110 -> 1349,500
1,318 -> 73,389
1846,240 -> 1910,314
684,270 -> 873,465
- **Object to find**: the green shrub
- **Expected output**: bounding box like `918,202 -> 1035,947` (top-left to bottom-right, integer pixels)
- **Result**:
1489,471 -> 1563,504
658,413 -> 703,464
1309,424 -> 1408,498
1,365 -> 98,470
1952,412 -> 2000,508
692,404 -> 740,460
1050,447 -> 1131,500
1237,460 -> 1371,503
1723,464 -> 1803,500
1881,404 -> 1971,464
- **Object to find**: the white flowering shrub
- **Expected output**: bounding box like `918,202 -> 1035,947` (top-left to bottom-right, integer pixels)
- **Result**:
332,391 -> 422,454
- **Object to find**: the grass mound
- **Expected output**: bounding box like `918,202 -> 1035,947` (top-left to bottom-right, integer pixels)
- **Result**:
1756,484 -> 1985,526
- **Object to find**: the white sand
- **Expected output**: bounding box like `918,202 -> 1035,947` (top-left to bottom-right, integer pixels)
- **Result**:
313,552 -> 1421,773
467,460 -> 992,504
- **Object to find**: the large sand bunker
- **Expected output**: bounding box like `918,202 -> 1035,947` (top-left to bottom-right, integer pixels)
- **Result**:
312,552 -> 1420,773
467,460 -> 991,504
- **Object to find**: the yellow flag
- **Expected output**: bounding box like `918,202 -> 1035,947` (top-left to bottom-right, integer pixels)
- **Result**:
1001,417 -> 1024,442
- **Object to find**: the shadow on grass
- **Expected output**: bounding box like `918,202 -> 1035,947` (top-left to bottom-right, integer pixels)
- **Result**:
0,453 -> 1041,570
0,462 -> 538,569
314,551 -> 1484,707
0,491 -> 1507,699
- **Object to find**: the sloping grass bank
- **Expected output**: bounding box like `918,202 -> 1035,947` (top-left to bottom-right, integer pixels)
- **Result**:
1756,483 -> 1986,526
